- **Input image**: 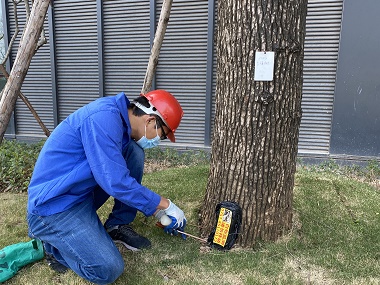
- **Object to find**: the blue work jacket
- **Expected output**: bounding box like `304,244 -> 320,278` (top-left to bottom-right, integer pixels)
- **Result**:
27,92 -> 161,217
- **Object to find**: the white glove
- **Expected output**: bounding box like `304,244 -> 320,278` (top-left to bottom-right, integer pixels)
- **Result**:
156,200 -> 187,239
164,200 -> 186,231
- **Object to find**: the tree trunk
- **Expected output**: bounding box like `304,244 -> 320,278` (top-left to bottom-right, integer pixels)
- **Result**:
0,0 -> 50,143
200,0 -> 307,248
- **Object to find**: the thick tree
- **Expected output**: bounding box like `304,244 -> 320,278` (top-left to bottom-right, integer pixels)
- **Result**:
200,0 -> 308,247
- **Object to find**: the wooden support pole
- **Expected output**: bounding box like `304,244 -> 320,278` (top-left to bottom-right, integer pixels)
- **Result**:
0,64 -> 51,137
141,0 -> 173,95
0,0 -> 50,143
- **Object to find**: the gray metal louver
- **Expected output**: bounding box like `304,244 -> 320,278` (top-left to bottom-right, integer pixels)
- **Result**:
54,0 -> 99,121
299,0 -> 343,154
156,0 -> 209,146
103,0 -> 151,98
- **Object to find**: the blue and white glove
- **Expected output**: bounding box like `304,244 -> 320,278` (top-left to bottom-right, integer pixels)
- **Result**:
156,200 -> 187,239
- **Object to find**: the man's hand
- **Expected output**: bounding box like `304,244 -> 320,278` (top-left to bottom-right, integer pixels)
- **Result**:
155,200 -> 187,239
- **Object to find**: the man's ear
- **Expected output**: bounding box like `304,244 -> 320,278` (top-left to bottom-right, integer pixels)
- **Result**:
146,115 -> 157,124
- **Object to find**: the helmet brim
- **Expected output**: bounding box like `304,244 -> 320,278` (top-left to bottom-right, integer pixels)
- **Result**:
167,131 -> 175,142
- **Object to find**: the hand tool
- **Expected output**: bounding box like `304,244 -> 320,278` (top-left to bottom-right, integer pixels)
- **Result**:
155,222 -> 208,243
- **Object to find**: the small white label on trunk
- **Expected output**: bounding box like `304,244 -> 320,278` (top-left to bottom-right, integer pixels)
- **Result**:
254,51 -> 275,81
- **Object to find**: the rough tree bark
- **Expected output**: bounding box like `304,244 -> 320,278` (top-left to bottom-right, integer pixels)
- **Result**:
0,0 -> 50,143
200,0 -> 308,247
141,0 -> 173,95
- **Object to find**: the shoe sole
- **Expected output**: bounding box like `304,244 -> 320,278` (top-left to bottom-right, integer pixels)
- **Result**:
113,240 -> 140,252
47,262 -> 68,273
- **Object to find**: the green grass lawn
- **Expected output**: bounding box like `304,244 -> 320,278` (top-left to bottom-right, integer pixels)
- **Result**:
1,164 -> 379,285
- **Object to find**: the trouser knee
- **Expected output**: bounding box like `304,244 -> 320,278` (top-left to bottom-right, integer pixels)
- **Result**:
83,256 -> 124,285
123,140 -> 145,183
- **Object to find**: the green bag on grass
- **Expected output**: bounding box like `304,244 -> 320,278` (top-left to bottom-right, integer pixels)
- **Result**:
0,239 -> 44,282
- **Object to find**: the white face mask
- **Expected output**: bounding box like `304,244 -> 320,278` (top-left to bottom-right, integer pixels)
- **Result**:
136,125 -> 161,149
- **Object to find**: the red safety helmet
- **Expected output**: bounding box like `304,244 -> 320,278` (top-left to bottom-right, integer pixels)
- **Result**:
139,90 -> 184,142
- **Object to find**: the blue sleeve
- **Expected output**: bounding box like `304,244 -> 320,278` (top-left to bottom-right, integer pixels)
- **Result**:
80,109 -> 161,216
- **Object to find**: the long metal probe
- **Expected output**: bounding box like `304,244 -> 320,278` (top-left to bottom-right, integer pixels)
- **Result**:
176,230 -> 208,243
156,222 -> 208,243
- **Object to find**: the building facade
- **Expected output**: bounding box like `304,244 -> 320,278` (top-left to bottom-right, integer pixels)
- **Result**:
2,0 -> 379,162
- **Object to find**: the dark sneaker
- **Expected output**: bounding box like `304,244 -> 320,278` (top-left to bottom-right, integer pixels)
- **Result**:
107,225 -> 151,251
45,253 -> 68,273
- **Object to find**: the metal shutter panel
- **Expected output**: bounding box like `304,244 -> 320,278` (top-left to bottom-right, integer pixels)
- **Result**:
155,0 -> 209,146
7,2 -> 54,138
299,0 -> 343,154
54,0 -> 99,121
103,0 -> 151,97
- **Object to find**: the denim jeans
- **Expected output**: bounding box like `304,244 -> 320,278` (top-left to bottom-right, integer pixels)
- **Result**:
27,141 -> 145,284
95,140 -> 145,228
